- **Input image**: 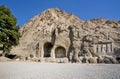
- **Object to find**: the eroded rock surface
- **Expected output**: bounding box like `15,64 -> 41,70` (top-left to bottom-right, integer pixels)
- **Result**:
11,8 -> 120,63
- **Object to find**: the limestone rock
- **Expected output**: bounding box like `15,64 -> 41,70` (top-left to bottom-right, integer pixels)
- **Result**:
97,57 -> 104,63
103,57 -> 112,64
0,56 -> 11,61
11,8 -> 120,63
88,57 -> 98,63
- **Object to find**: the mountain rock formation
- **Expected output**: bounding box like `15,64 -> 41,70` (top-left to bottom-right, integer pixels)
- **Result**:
11,8 -> 120,63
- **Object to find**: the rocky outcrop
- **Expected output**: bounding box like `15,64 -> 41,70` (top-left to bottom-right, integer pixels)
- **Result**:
11,8 -> 120,63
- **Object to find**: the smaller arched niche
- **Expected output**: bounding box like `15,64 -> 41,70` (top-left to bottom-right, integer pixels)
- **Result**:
55,46 -> 66,58
44,42 -> 53,57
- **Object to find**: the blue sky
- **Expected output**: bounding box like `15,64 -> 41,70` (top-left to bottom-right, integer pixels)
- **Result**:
0,0 -> 120,27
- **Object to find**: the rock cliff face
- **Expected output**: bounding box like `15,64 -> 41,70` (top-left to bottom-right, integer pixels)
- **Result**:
11,8 -> 120,63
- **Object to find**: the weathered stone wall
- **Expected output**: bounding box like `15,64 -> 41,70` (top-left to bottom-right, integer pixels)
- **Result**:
11,8 -> 120,63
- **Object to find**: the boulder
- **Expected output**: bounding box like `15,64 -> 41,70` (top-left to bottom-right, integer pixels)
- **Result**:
88,58 -> 94,63
97,57 -> 104,63
0,56 -> 11,61
61,58 -> 69,63
110,58 -> 118,64
82,57 -> 89,63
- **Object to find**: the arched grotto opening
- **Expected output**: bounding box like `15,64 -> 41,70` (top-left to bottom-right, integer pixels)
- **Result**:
55,46 -> 66,58
44,42 -> 53,57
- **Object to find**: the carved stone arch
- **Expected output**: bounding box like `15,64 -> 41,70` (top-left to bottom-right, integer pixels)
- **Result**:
55,46 -> 66,58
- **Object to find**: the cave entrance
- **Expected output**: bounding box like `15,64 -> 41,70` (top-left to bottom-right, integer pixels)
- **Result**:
44,42 -> 53,57
55,46 -> 66,58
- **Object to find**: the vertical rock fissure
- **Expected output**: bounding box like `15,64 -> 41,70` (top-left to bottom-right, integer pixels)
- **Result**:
68,26 -> 76,62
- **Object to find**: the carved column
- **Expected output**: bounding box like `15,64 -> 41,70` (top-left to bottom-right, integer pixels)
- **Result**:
93,44 -> 97,53
39,41 -> 44,58
97,44 -> 101,53
41,45 -> 44,58
107,43 -> 111,53
102,44 -> 106,53
51,46 -> 56,58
